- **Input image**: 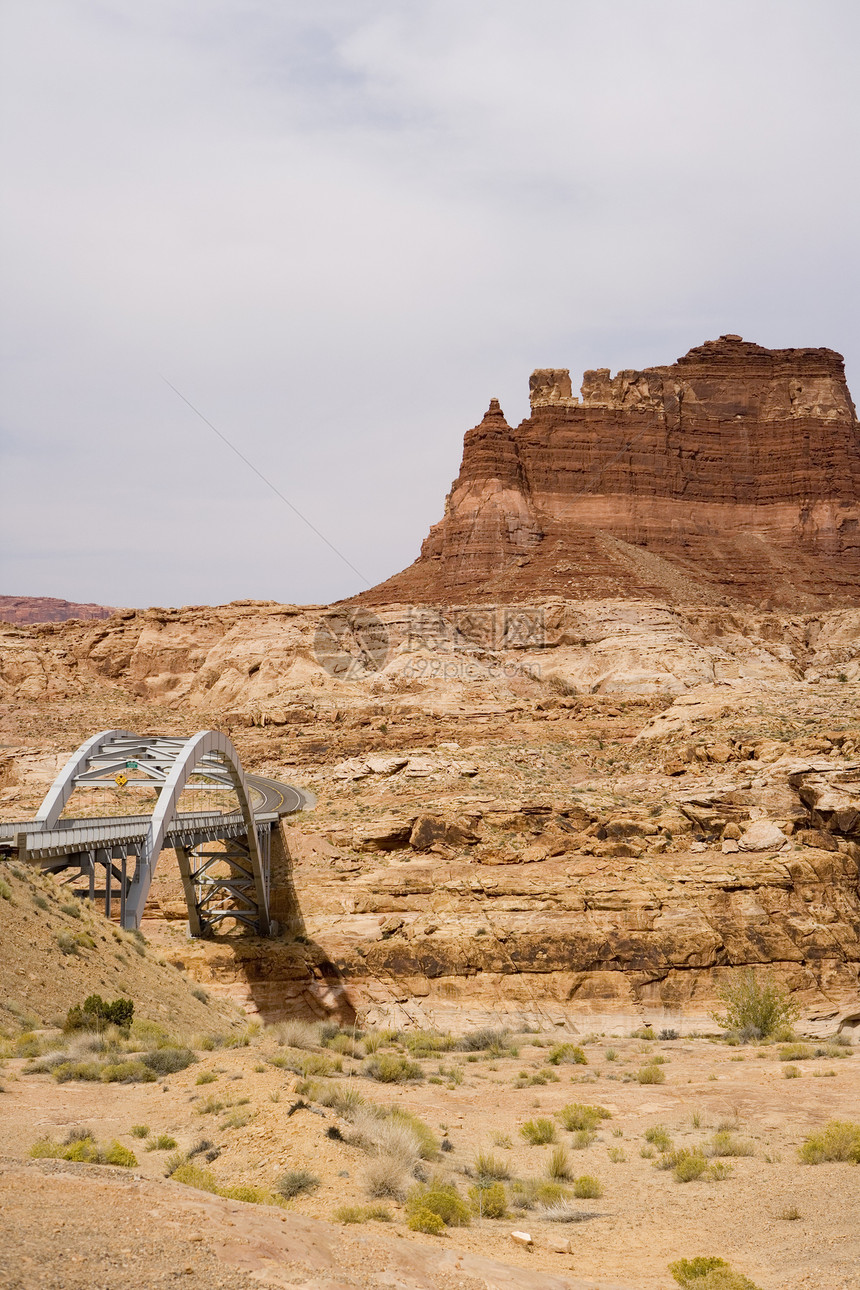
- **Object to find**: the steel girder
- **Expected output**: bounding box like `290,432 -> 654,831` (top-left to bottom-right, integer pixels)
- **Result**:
14,728 -> 285,936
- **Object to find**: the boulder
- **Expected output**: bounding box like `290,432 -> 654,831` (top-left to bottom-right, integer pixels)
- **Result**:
738,820 -> 788,852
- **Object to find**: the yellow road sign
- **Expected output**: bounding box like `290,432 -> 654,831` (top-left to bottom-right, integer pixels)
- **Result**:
114,772 -> 128,787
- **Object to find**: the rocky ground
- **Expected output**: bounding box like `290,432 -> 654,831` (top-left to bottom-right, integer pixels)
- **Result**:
1,596 -> 859,1288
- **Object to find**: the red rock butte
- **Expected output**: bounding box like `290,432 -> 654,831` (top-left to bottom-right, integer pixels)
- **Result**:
359,336 -> 860,608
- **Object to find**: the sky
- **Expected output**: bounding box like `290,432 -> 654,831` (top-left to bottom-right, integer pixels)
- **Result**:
1,0 -> 858,608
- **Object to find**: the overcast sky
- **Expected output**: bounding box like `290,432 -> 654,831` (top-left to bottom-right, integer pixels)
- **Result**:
2,0 -> 858,608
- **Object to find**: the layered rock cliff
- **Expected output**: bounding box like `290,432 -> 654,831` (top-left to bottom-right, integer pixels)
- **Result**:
362,337 -> 860,608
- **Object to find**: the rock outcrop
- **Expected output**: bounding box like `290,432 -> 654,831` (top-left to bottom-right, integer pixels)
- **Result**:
0,595 -> 116,624
361,337 -> 860,608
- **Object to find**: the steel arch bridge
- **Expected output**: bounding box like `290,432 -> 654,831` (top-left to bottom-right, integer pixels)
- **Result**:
0,730 -> 314,936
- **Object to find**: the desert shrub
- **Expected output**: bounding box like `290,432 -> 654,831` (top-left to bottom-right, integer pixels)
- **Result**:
334,1204 -> 392,1223
142,1046 -> 196,1075
708,1132 -> 754,1158
548,1043 -> 587,1066
669,1256 -> 762,1289
326,1032 -> 363,1058
557,1103 -> 612,1131
59,901 -> 81,918
710,972 -> 799,1040
30,1133 -> 136,1167
406,1180 -> 470,1227
547,1145 -> 572,1180
521,1118 -> 557,1145
509,1179 -> 567,1209
276,1169 -> 320,1199
363,1054 -> 422,1083
571,1129 -> 596,1149
644,1125 -> 672,1152
146,1135 -> 177,1151
637,1064 -> 666,1084
783,1064 -> 801,1079
363,1154 -> 410,1199
101,1061 -> 156,1084
222,1108 -> 255,1129
407,1208 -> 446,1234
130,1124 -> 150,1139
468,1181 -> 508,1217
65,995 -> 134,1034
473,1150 -> 511,1181
52,1060 -> 105,1083
55,932 -> 78,955
456,1027 -> 512,1055
196,1070 -> 217,1085
318,1083 -> 365,1117
632,1026 -> 656,1040
778,1043 -> 813,1062
171,1163 -> 219,1192
0,879 -> 12,901
402,1030 -> 456,1057
607,1146 -> 626,1163
660,1029 -> 679,1040
388,1108 -> 438,1159
195,1095 -> 225,1116
798,1120 -> 860,1164
671,1149 -> 709,1182
605,1048 -> 618,1061
572,1174 -> 603,1198
219,1184 -> 272,1204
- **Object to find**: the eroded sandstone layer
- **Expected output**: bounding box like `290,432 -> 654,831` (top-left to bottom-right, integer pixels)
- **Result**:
0,595 -> 116,624
362,336 -> 860,607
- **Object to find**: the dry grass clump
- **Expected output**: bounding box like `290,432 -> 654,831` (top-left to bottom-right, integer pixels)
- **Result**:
520,1118 -> 557,1145
708,1132 -> 754,1158
798,1120 -> 860,1164
557,1102 -> 611,1131
276,1169 -> 320,1198
334,1204 -> 392,1224
30,1131 -> 136,1168
473,1149 -> 511,1181
669,1256 -> 762,1289
547,1042 -> 587,1066
636,1063 -> 666,1084
547,1145 -> 572,1180
644,1125 -> 672,1152
363,1054 -> 423,1083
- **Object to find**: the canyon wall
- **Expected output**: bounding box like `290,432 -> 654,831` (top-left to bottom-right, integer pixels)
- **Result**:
362,337 -> 860,608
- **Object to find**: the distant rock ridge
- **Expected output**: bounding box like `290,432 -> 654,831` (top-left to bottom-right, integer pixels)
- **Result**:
358,336 -> 860,608
0,596 -> 116,625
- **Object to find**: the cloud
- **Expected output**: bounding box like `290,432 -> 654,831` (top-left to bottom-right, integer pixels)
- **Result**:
1,0 -> 858,606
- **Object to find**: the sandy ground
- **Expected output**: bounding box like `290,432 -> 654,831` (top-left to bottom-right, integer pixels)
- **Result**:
1,1025 -> 858,1290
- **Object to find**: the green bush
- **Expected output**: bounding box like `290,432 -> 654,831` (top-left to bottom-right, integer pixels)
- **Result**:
521,1118 -> 557,1145
548,1043 -> 587,1066
65,995 -> 134,1034
798,1120 -> 860,1164
469,1181 -> 508,1217
196,1070 -> 218,1085
671,1149 -> 709,1182
778,1043 -> 813,1061
557,1102 -> 612,1131
571,1174 -> 603,1199
407,1207 -> 446,1234
636,1065 -> 666,1084
547,1145 -> 572,1180
363,1054 -> 423,1083
406,1181 -> 470,1227
710,972 -> 799,1040
52,1060 -> 104,1083
130,1124 -> 150,1138
709,1132 -> 754,1158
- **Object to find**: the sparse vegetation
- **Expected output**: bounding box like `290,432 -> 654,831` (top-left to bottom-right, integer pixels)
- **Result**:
798,1120 -> 860,1164
277,1169 -> 320,1198
557,1102 -> 612,1131
406,1180 -> 470,1228
520,1117 -> 557,1145
363,1054 -> 422,1083
334,1204 -> 392,1224
30,1132 -> 137,1168
710,971 -> 799,1040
